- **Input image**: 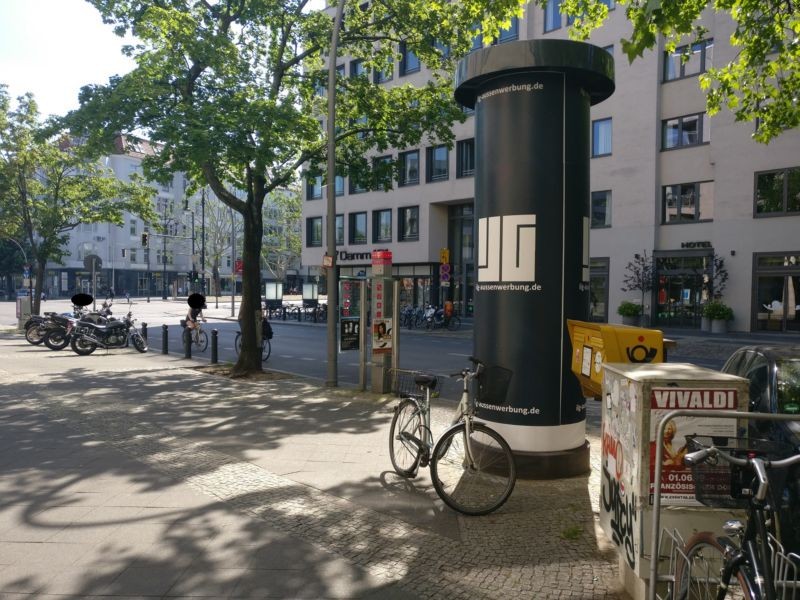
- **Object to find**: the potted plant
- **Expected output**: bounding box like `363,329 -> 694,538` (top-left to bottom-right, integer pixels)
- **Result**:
703,300 -> 734,334
617,300 -> 643,326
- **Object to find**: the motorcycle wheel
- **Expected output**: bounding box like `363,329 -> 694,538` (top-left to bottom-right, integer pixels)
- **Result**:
43,328 -> 70,351
70,336 -> 97,356
25,325 -> 46,345
132,333 -> 148,353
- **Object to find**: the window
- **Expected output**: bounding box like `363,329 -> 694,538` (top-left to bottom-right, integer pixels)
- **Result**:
662,113 -> 710,149
399,41 -> 420,76
373,209 -> 392,243
335,175 -> 345,196
349,212 -> 367,244
306,175 -> 322,199
662,181 -> 714,223
373,62 -> 393,84
129,219 -> 137,235
433,39 -> 450,59
335,214 -> 344,246
306,217 -> 322,247
497,17 -> 519,43
592,118 -> 612,157
755,167 -> 800,215
398,150 -> 420,186
349,174 -> 367,194
664,39 -> 713,81
372,155 -> 393,191
591,191 -> 612,228
129,248 -> 137,263
336,64 -> 345,79
457,139 -> 475,178
544,0 -> 562,32
470,25 -> 483,52
350,59 -> 365,78
399,206 -> 419,241
426,145 -> 449,182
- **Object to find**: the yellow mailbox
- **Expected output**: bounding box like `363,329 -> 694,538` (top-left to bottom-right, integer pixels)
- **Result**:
567,319 -> 666,399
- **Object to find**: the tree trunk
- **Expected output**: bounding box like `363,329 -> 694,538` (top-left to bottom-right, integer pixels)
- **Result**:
230,198 -> 264,377
32,259 -> 45,315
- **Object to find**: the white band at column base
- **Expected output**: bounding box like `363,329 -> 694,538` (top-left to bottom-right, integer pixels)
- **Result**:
478,420 -> 586,453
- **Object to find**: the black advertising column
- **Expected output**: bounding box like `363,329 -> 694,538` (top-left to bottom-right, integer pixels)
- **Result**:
455,40 -> 614,478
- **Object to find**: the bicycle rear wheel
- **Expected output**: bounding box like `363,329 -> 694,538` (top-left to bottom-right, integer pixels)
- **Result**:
674,531 -> 751,600
430,422 -> 516,516
389,398 -> 424,477
234,332 -> 242,355
261,339 -> 271,361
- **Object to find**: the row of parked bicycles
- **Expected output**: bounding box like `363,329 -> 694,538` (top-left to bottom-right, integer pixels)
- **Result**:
265,303 -> 327,323
399,303 -> 461,331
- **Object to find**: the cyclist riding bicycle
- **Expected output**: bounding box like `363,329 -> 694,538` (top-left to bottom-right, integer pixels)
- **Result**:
186,303 -> 207,330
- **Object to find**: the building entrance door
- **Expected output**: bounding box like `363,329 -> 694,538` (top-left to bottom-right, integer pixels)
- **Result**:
654,252 -> 712,329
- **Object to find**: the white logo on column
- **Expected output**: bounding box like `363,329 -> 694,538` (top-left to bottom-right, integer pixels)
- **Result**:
478,214 -> 536,282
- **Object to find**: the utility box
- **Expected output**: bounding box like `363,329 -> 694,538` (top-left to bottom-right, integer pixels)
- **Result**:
567,319 -> 666,399
16,295 -> 31,330
599,363 -> 750,600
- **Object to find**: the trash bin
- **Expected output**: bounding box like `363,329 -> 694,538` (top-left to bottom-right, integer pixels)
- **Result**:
599,363 -> 750,600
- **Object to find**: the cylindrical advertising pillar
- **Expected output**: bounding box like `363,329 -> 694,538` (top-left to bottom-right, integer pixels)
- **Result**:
455,40 -> 614,477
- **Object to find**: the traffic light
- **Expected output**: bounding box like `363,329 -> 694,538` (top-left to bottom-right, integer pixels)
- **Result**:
121,248 -> 127,258
141,232 -> 149,246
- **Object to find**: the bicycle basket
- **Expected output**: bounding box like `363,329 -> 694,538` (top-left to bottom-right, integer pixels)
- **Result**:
686,435 -> 797,509
389,368 -> 435,400
476,365 -> 513,407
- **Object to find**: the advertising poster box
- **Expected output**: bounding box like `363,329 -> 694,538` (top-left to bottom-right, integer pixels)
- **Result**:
599,363 -> 749,598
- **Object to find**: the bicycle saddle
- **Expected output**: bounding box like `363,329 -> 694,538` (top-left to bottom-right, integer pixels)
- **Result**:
414,374 -> 438,390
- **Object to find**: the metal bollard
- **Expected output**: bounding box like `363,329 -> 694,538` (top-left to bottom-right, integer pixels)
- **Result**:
282,306 -> 286,321
142,322 -> 148,342
211,329 -> 218,364
313,306 -> 318,323
162,324 -> 168,354
184,327 -> 192,359
297,306 -> 302,322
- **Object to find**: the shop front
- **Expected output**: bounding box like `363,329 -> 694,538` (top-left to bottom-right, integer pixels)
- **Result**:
753,252 -> 800,332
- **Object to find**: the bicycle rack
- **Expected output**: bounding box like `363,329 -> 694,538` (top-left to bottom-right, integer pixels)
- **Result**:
649,410 -> 800,600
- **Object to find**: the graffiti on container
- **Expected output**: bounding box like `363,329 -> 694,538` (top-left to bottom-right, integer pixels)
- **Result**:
601,462 -> 637,569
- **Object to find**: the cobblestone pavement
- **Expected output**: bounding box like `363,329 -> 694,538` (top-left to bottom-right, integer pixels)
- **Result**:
0,334 -> 623,599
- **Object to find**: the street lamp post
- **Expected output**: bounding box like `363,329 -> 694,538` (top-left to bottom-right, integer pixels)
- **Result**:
201,187 -> 206,295
325,0 -> 346,388
230,207 -> 235,317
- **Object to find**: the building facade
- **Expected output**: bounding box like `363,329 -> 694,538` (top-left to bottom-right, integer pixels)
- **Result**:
44,136 -> 303,301
301,1 -> 800,333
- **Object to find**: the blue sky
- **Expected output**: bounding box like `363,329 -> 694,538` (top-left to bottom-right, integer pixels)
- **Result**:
0,0 -> 135,118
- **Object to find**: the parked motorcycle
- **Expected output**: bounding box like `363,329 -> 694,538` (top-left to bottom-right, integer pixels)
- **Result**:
27,295 -> 114,350
69,304 -> 147,355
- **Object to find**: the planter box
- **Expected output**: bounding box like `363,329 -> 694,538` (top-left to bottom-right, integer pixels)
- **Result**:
711,319 -> 728,334
622,315 -> 640,326
701,316 -> 711,332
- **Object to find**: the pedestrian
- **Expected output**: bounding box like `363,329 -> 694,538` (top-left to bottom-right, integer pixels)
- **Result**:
41,290 -> 46,302
124,290 -> 130,302
108,288 -> 115,301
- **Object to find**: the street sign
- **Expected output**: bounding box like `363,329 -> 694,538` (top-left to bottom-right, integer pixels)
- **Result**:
440,248 -> 450,264
234,259 -> 243,273
439,263 -> 451,281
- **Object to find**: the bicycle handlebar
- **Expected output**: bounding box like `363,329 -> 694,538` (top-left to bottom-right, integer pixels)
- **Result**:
685,443 -> 800,503
450,357 -> 485,380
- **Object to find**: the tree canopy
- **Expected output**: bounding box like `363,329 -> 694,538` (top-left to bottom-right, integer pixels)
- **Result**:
0,86 -> 157,315
558,0 -> 799,143
65,0 -> 526,375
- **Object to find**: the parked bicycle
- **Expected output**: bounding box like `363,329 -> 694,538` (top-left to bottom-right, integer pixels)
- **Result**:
234,317 -> 273,362
674,435 -> 800,600
422,304 -> 461,331
388,357 -> 516,516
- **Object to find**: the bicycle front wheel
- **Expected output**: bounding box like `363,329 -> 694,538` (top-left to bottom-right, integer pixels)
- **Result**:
430,422 -> 516,516
261,339 -> 271,361
389,398 -> 424,477
674,531 -> 752,600
196,330 -> 208,352
234,332 -> 242,355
